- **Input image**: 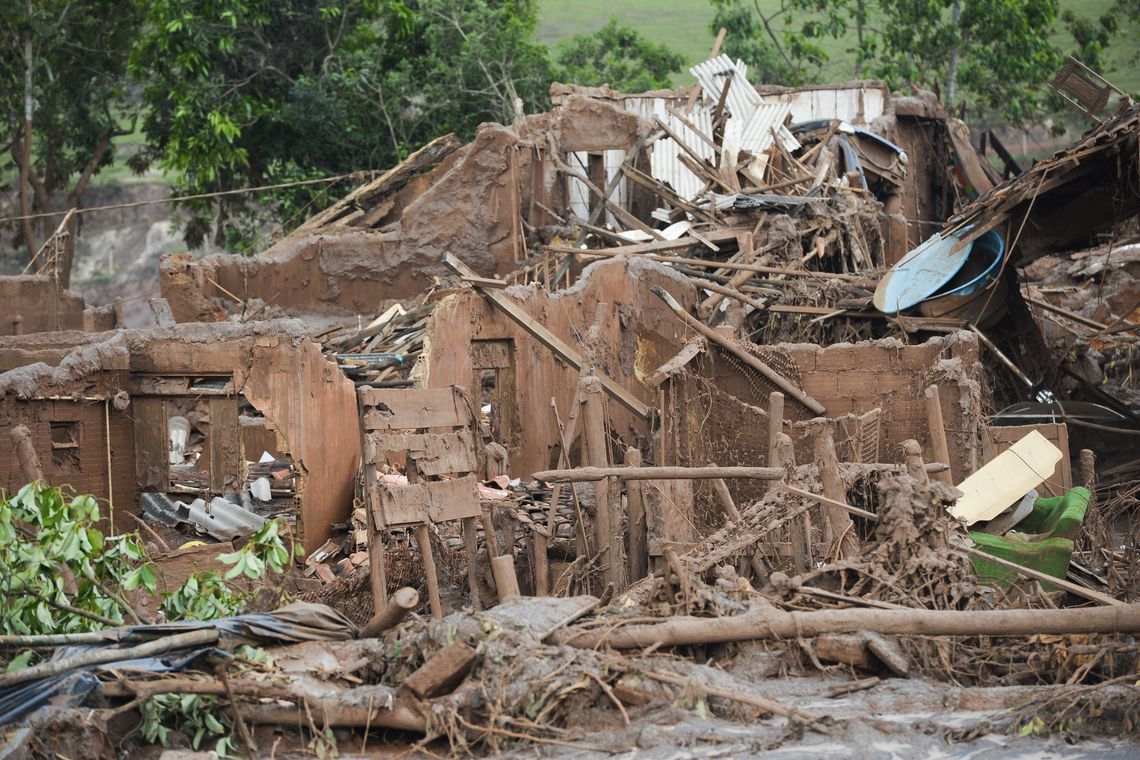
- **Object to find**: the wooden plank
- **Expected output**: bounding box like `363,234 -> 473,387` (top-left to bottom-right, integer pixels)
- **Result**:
367,430 -> 477,475
207,398 -> 241,494
360,386 -> 473,430
132,397 -> 168,491
533,465 -> 785,482
371,475 -> 480,528
924,385 -> 954,485
444,253 -> 650,420
296,133 -> 461,233
647,338 -> 707,387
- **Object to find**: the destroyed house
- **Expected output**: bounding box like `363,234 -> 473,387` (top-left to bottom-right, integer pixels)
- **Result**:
0,321 -> 358,552
5,57 -> 1140,759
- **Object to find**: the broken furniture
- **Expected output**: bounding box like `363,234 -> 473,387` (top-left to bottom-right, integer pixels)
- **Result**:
949,430 -> 1064,525
970,486 -> 1092,588
359,386 -> 483,618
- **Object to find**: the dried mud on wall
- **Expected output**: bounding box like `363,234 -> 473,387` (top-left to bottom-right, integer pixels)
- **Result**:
240,338 -> 361,554
160,94 -> 643,321
421,257 -> 698,478
668,332 -> 984,490
0,275 -> 117,335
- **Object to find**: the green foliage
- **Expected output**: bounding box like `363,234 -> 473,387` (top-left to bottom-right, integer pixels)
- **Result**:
0,0 -> 143,260
0,483 -> 152,636
140,693 -> 233,756
554,18 -> 685,92
710,0 -> 870,86
710,0 -> 1065,124
0,482 -> 292,640
129,0 -> 554,250
1,483 -> 296,753
1062,0 -> 1139,76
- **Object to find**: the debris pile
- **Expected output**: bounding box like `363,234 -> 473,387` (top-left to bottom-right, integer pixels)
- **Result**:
3,52 -> 1140,758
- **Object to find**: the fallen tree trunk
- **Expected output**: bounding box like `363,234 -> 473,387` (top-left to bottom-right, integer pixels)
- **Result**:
552,604 -> 1140,649
101,677 -> 425,732
0,629 -> 218,688
533,465 -> 784,483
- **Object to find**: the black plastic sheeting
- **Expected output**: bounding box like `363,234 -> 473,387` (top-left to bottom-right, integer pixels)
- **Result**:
0,603 -> 356,727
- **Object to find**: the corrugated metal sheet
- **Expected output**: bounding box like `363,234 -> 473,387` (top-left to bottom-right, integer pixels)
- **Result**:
690,56 -> 800,153
764,86 -> 887,125
732,100 -> 794,156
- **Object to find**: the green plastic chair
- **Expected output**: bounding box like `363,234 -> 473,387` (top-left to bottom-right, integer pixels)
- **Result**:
969,486 -> 1091,588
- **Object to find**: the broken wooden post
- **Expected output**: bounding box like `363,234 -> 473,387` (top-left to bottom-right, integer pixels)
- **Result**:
490,555 -> 521,602
901,439 -> 930,486
360,586 -> 419,638
652,286 -> 826,416
813,422 -> 859,559
462,516 -> 482,608
365,502 -> 388,614
625,447 -> 648,582
582,376 -> 626,591
777,432 -> 811,573
1079,448 -> 1097,511
923,385 -> 954,484
767,392 -> 784,466
711,476 -> 740,522
9,425 -> 44,483
403,642 -> 478,699
412,525 -> 443,619
532,528 -> 550,597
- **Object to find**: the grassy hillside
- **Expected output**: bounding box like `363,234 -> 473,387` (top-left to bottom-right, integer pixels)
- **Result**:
537,1 -> 1139,93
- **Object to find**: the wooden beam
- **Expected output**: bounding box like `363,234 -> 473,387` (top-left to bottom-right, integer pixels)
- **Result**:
549,246 -> 875,285
443,253 -> 650,420
553,604 -> 1140,649
653,286 -> 827,415
924,385 -> 954,484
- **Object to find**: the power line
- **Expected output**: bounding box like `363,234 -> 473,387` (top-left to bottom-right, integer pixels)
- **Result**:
0,171 -> 374,225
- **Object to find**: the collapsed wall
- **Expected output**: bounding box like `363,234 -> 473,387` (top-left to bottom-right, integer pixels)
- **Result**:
0,321 -> 359,551
0,275 -> 119,335
419,256 -> 698,477
160,95 -> 643,322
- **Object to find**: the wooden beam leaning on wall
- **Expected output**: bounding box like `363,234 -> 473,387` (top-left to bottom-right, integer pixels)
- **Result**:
652,286 -> 826,416
443,253 -> 650,420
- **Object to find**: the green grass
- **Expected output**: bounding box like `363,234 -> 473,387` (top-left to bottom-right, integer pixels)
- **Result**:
538,0 -> 716,83
537,1 -> 1140,93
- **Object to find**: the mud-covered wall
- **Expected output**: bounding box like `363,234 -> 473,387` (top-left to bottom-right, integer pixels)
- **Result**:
161,95 -> 643,321
0,398 -> 136,532
0,275 -> 117,335
666,332 -> 984,500
421,257 -> 699,478
0,322 -> 360,550
241,338 -> 361,553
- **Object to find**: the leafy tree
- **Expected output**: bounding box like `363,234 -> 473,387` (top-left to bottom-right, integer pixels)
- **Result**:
710,0 -> 874,85
0,0 -> 142,282
1062,0 -> 1140,84
554,18 -> 685,92
128,0 -> 404,249
131,0 -> 553,250
709,0 -> 1063,124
